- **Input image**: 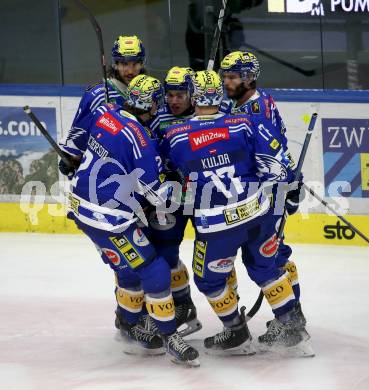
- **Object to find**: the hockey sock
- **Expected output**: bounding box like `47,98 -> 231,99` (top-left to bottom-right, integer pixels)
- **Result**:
227,266 -> 239,298
115,286 -> 144,325
283,261 -> 301,301
171,260 -> 191,304
261,272 -> 296,318
146,290 -> 176,334
206,283 -> 239,324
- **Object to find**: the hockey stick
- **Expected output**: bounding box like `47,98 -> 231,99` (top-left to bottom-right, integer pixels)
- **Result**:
245,113 -> 318,322
207,0 -> 228,71
23,106 -> 73,168
72,0 -> 110,103
303,184 -> 369,245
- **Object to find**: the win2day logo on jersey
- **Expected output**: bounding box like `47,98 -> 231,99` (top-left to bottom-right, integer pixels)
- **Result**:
189,128 -> 229,151
322,118 -> 369,198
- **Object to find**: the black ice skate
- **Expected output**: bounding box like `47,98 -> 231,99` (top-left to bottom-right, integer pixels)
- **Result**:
162,331 -> 200,367
258,305 -> 314,357
115,311 -> 165,356
265,302 -> 307,329
204,307 -> 255,356
175,298 -> 202,337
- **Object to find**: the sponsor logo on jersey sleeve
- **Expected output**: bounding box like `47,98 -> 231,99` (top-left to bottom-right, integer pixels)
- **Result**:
102,248 -> 121,265
166,124 -> 192,139
224,116 -> 251,125
96,112 -> 123,135
126,121 -> 148,147
188,128 -> 230,151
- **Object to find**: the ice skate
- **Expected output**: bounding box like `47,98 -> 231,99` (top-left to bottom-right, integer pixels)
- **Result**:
175,298 -> 202,337
115,311 -> 165,356
258,309 -> 314,358
204,307 -> 255,356
163,331 -> 200,367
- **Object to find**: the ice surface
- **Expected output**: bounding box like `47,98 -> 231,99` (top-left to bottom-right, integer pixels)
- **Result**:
0,233 -> 368,390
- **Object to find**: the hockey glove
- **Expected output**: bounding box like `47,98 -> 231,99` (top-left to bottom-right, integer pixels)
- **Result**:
285,174 -> 305,216
58,153 -> 81,179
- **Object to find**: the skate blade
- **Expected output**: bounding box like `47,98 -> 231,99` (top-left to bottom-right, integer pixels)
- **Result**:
169,355 -> 201,367
178,319 -> 203,338
205,339 -> 256,356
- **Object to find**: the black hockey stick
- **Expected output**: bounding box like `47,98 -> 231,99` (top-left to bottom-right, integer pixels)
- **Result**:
207,0 -> 228,71
245,113 -> 318,322
23,106 -> 73,168
72,0 -> 110,103
303,184 -> 369,245
245,42 -> 316,77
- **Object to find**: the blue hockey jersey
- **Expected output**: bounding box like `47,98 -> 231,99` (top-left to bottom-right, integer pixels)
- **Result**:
220,88 -> 289,154
61,103 -> 164,233
67,79 -> 128,152
149,103 -> 194,141
161,112 -> 294,234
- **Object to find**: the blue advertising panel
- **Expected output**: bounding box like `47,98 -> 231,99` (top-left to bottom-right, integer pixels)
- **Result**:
0,106 -> 58,196
322,118 -> 369,198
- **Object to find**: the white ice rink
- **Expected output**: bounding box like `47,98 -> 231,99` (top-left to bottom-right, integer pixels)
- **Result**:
1,233 -> 368,390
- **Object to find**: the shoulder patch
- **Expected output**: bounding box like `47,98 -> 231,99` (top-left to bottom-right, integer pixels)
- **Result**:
251,101 -> 261,114
119,110 -> 137,121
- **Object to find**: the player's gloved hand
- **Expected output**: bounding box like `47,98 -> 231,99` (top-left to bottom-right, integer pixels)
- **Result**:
58,153 -> 81,179
285,173 -> 305,215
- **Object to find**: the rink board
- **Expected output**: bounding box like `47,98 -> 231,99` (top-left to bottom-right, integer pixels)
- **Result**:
0,87 -> 368,245
0,202 -> 368,247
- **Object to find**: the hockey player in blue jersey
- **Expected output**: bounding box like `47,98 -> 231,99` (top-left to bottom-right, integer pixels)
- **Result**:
144,66 -> 203,337
59,36 -> 146,172
150,66 -> 195,140
162,70 -> 313,356
219,51 -> 307,341
60,75 -> 199,366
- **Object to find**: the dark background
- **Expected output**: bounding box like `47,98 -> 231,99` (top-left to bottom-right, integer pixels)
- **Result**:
0,0 -> 368,89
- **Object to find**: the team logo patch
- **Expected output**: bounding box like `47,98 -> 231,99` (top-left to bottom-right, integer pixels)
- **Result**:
133,228 -> 150,247
269,138 -> 280,150
259,234 -> 278,257
188,128 -> 229,151
208,258 -> 234,273
96,112 -> 123,135
251,101 -> 261,114
102,248 -> 120,265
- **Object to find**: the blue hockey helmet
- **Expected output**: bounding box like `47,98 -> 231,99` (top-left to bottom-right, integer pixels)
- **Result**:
164,66 -> 195,94
126,75 -> 164,112
192,70 -> 223,106
112,35 -> 146,63
219,51 -> 260,82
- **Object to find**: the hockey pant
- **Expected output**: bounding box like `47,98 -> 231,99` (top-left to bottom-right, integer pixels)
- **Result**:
193,210 -> 297,326
147,206 -> 239,303
74,219 -> 177,335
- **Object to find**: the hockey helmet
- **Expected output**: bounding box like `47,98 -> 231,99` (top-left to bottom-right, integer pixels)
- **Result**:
219,51 -> 260,82
192,70 -> 223,106
112,35 -> 146,63
164,66 -> 195,94
126,75 -> 164,112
